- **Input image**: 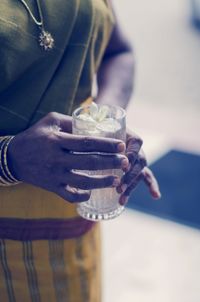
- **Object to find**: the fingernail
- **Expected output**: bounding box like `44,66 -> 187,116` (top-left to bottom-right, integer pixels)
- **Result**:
124,163 -> 131,173
116,186 -> 123,193
112,177 -> 120,187
119,195 -> 128,206
121,183 -> 128,193
153,190 -> 161,199
121,158 -> 129,169
118,142 -> 126,152
151,183 -> 161,199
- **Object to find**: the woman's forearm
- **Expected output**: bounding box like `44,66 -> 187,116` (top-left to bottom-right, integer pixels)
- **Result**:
96,3 -> 134,109
96,50 -> 134,109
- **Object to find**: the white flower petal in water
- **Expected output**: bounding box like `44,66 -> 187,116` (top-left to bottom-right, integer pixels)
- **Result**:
97,105 -> 109,122
89,102 -> 98,119
76,113 -> 96,130
96,118 -> 121,133
78,113 -> 95,122
76,103 -> 122,135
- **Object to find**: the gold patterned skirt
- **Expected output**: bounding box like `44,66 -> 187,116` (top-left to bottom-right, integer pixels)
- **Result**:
0,183 -> 101,302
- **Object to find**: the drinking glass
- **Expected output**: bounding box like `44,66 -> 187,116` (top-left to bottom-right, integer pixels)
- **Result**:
72,103 -> 126,221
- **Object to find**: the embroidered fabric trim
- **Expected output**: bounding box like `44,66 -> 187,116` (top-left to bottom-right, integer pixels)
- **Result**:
0,217 -> 95,240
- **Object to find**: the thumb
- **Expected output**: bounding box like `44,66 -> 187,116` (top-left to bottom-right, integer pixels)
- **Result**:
43,112 -> 72,133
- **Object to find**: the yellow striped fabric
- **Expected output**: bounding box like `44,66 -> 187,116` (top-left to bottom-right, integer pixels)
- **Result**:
0,223 -> 101,302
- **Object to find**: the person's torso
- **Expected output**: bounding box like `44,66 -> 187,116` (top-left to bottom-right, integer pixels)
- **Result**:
0,0 -> 114,134
0,0 -> 114,237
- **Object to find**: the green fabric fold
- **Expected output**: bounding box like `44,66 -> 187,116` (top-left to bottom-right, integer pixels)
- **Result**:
0,0 -> 114,135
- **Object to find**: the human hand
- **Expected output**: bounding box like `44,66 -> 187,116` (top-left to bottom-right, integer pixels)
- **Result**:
8,112 -> 129,203
117,130 -> 161,205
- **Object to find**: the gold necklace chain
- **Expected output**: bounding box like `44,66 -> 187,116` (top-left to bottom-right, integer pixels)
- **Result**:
19,0 -> 54,51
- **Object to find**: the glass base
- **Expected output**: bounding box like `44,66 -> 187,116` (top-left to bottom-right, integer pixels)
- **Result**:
77,204 -> 125,221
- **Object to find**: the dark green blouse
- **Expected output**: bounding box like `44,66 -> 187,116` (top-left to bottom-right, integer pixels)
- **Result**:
0,0 -> 114,135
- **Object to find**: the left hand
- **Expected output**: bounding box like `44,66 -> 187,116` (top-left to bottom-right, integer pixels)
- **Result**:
117,131 -> 161,205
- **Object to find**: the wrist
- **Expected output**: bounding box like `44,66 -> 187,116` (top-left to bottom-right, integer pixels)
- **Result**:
0,136 -> 22,186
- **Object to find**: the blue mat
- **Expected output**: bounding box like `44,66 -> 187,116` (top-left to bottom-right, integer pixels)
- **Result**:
127,150 -> 200,229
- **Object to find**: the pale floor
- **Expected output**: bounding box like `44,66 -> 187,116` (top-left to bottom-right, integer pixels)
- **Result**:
102,106 -> 200,302
102,0 -> 200,301
102,212 -> 200,302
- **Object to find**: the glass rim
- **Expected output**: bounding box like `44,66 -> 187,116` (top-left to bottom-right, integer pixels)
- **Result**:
72,103 -> 126,121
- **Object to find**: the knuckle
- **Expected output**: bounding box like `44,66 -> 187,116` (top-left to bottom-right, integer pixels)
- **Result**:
138,155 -> 147,168
133,138 -> 143,153
126,138 -> 143,157
135,137 -> 143,146
43,112 -> 57,125
82,136 -> 93,150
91,155 -> 100,170
47,112 -> 59,120
128,135 -> 143,146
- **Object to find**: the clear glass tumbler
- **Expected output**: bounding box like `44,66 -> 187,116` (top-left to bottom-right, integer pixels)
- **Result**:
72,103 -> 126,221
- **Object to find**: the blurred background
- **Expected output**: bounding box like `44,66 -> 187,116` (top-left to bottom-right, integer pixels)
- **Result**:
102,0 -> 200,301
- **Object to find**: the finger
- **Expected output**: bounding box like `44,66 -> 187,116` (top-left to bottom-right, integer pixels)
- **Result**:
119,173 -> 143,206
64,171 -> 121,190
142,167 -> 161,199
119,167 -> 161,205
119,194 -> 129,206
123,173 -> 143,196
44,112 -> 72,133
117,152 -> 147,191
64,153 -> 129,171
58,132 -> 126,153
126,135 -> 143,164
58,185 -> 91,203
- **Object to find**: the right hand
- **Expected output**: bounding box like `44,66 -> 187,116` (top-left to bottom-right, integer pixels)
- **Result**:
8,112 -> 128,203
